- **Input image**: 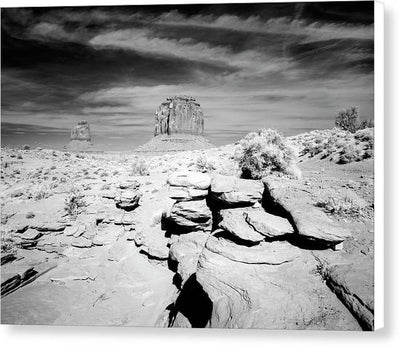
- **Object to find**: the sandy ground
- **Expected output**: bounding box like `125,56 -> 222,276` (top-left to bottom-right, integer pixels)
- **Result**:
0,134 -> 374,329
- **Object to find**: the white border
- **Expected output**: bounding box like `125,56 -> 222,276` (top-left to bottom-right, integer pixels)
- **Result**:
374,0 -> 384,331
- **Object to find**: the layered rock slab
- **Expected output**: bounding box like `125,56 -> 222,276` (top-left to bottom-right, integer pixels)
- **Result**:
168,200 -> 212,232
211,175 -> 263,207
183,235 -> 362,330
263,177 -> 351,244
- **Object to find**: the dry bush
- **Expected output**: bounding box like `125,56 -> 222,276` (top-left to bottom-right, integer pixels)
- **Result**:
316,191 -> 366,217
1,231 -> 18,255
235,128 -> 301,179
131,157 -> 150,176
359,119 -> 374,129
335,106 -> 360,133
195,155 -> 216,173
338,144 -> 364,164
64,187 -> 87,218
28,183 -> 56,201
355,128 -> 374,149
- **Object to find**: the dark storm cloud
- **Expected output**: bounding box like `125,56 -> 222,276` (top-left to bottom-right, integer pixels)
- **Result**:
1,2 -> 374,149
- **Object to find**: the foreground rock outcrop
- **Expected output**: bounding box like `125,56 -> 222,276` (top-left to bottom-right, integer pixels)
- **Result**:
0,134 -> 374,330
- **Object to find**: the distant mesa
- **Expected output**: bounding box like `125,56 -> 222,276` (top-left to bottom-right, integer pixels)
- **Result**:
68,120 -> 93,151
136,95 -> 213,154
154,96 -> 204,136
71,120 -> 91,142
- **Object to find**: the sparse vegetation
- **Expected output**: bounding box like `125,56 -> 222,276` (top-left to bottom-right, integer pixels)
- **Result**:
295,127 -> 374,164
335,106 -> 360,133
195,155 -> 216,173
28,183 -> 55,201
1,231 -> 18,255
235,128 -> 300,179
316,191 -> 366,217
131,157 -> 150,176
337,144 -> 364,164
64,186 -> 87,218
335,106 -> 374,133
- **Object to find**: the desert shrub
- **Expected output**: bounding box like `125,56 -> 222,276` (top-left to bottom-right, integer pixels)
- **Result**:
1,231 -> 18,255
335,106 -> 360,133
355,128 -> 374,150
28,183 -> 55,201
316,192 -> 365,217
195,155 -> 216,173
338,144 -> 364,164
359,119 -> 374,129
235,128 -> 300,179
64,187 -> 87,218
131,157 -> 150,176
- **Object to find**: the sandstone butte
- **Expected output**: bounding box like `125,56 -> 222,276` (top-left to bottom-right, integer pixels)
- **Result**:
154,95 -> 204,136
70,120 -> 92,142
68,120 -> 93,151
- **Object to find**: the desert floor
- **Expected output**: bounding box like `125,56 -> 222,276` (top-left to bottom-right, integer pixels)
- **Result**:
0,134 -> 374,329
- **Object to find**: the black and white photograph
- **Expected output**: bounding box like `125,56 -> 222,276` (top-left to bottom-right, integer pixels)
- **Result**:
1,1 -> 377,331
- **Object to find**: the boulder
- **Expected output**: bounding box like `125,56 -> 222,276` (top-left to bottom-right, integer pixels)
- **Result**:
168,200 -> 212,232
185,235 -> 361,330
168,171 -> 211,190
132,228 -> 169,261
211,175 -> 263,207
154,96 -> 204,136
218,209 -> 265,244
114,182 -> 142,211
205,234 -> 301,265
71,237 -> 92,248
263,178 -> 351,244
318,260 -> 374,330
169,232 -> 209,284
244,209 -> 294,238
168,187 -> 208,201
21,229 -> 42,240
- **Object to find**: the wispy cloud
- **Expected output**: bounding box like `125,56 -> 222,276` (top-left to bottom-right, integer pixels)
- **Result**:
154,11 -> 374,42
88,28 -> 292,76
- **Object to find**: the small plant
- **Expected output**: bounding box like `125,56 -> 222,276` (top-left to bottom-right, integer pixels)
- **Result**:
64,187 -> 87,218
131,157 -> 150,176
195,155 -> 216,173
335,106 -> 360,133
316,192 -> 365,217
355,128 -> 374,150
1,231 -> 18,255
236,128 -> 300,179
359,119 -> 374,129
338,144 -> 364,164
29,184 -> 53,201
311,257 -> 331,282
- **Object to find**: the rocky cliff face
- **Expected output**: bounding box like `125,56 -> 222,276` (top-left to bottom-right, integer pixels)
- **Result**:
69,120 -> 92,151
154,96 -> 204,136
71,120 -> 91,142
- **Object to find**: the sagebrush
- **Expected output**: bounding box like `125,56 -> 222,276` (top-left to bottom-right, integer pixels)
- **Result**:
64,187 -> 87,218
235,128 -> 300,179
131,157 -> 150,176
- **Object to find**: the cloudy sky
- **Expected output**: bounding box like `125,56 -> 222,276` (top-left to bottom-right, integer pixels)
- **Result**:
1,1 -> 374,150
